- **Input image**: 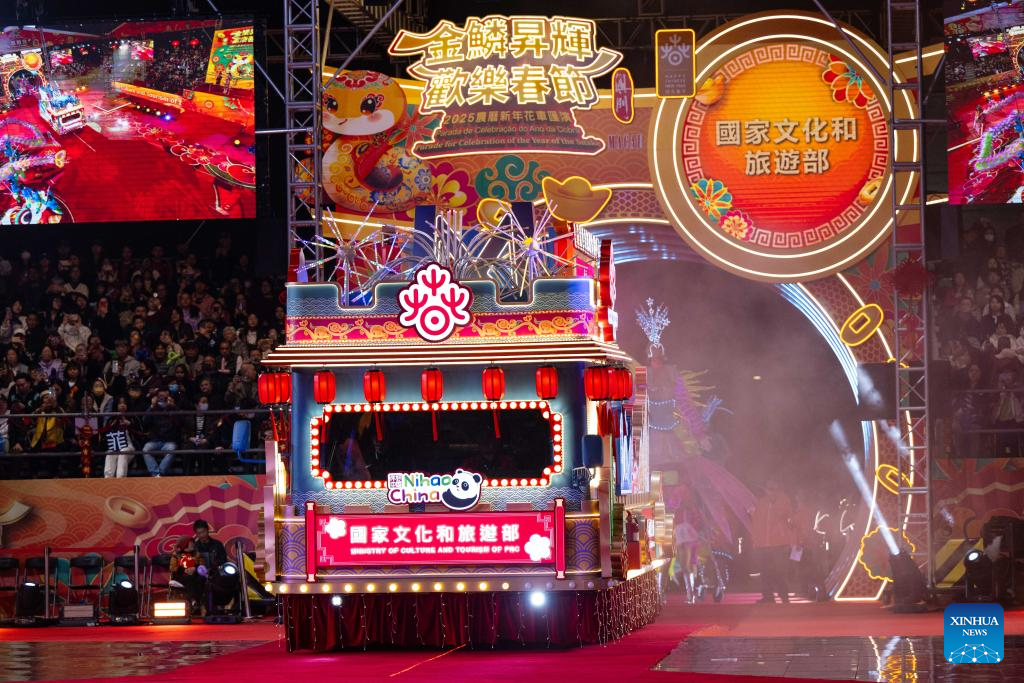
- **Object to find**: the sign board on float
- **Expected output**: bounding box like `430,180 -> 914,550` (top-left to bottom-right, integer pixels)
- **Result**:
655,29 -> 696,98
315,511 -> 561,567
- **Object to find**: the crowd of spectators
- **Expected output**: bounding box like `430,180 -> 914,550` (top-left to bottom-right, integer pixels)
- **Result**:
0,233 -> 284,478
944,40 -> 1015,86
933,216 -> 1024,456
140,34 -> 212,95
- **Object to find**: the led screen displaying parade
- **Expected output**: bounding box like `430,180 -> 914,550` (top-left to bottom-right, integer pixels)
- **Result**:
0,20 -> 255,225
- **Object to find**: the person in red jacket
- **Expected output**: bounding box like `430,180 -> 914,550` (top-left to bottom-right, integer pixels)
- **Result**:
750,478 -> 794,604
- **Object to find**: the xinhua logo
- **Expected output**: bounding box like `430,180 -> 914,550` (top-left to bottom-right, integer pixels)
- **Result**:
944,603 -> 1004,663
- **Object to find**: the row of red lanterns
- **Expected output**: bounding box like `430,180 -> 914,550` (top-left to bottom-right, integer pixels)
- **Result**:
583,365 -> 633,402
277,366 -> 562,406
260,364 -> 626,406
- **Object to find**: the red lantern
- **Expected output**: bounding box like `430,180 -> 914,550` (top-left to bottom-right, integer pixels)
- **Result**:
421,368 -> 444,440
610,367 -> 633,401
583,366 -> 612,401
482,367 -> 505,401
363,369 -> 386,439
535,365 -> 558,400
363,369 -> 386,403
258,372 -> 291,405
421,368 -> 444,402
313,371 -> 336,404
482,366 -> 505,438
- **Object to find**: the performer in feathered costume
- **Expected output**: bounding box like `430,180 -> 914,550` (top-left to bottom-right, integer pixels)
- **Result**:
636,299 -> 755,601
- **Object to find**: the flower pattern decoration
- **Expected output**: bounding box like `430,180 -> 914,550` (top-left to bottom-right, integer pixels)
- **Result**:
689,178 -> 733,222
843,247 -> 894,314
718,209 -> 753,241
426,161 -> 479,218
822,56 -> 875,109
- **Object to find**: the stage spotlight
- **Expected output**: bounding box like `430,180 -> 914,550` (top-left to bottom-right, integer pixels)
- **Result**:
109,579 -> 140,624
964,548 -> 995,602
331,595 -> 342,607
233,139 -> 241,146
529,590 -> 547,608
889,550 -> 928,612
205,563 -> 241,624
14,581 -> 45,624
152,601 -> 190,624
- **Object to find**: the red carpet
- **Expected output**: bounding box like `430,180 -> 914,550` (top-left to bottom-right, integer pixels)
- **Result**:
20,598 -> 903,683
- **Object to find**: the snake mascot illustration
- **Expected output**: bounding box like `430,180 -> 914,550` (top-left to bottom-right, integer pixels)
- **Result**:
321,70 -> 430,214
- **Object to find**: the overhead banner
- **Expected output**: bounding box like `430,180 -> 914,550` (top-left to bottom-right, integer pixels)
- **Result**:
389,16 -> 622,157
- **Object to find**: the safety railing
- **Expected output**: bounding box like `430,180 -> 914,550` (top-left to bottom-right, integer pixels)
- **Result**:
0,407 -> 282,478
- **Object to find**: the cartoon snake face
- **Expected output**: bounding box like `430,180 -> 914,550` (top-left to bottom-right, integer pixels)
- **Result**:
322,70 -> 406,137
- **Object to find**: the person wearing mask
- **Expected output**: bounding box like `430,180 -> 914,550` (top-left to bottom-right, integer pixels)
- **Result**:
750,478 -> 795,604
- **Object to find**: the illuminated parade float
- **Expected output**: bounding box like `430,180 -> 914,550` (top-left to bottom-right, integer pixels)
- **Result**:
261,214 -> 672,647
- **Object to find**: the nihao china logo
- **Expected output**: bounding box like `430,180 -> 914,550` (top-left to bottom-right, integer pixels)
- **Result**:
944,603 -> 1004,663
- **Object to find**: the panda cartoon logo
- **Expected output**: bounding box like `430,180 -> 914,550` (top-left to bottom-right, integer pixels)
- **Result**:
441,469 -> 483,511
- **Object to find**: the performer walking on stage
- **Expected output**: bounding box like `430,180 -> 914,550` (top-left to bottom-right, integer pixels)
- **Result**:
750,478 -> 794,604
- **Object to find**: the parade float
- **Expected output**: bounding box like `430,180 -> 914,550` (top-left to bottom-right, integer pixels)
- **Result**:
260,194 -> 673,649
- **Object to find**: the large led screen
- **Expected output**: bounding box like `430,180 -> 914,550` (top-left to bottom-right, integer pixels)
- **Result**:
0,19 -> 256,225
946,4 -> 1024,204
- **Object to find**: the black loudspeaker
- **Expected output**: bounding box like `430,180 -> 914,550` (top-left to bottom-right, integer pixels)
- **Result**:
855,363 -> 897,420
581,435 -> 604,468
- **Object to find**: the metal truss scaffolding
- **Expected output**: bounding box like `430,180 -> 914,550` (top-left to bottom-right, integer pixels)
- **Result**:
284,0 -> 321,255
886,0 -> 932,587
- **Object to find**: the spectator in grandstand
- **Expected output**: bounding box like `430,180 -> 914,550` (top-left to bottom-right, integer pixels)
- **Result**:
58,312 -> 91,352
102,396 -> 137,478
141,388 -> 180,477
979,296 -> 1015,338
0,395 -> 8,454
37,345 -> 64,383
1,230 -> 280,478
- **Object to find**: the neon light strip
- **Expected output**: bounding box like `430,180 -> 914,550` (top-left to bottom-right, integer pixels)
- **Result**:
778,282 -> 883,600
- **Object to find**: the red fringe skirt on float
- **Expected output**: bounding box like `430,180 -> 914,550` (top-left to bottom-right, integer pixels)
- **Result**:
284,571 -> 660,650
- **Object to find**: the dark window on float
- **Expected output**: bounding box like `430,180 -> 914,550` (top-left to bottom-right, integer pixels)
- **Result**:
320,409 -> 554,482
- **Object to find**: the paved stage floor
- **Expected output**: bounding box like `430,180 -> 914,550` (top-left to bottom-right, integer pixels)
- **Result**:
1,595 -> 1022,682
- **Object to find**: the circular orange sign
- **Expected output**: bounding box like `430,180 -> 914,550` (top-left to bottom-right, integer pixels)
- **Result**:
650,13 -> 916,282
